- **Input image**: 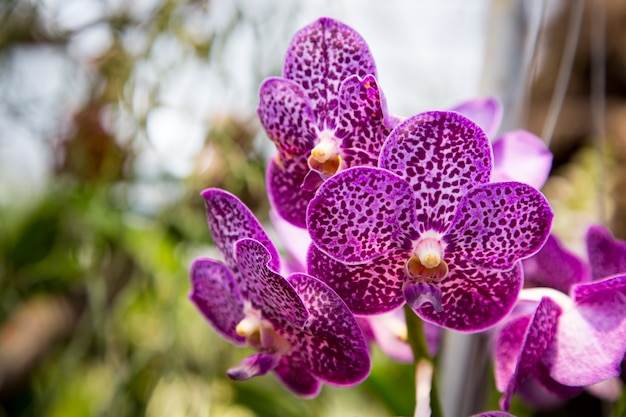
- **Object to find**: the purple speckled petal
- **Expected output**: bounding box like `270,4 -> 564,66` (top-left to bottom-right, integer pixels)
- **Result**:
545,275 -> 626,386
450,96 -> 503,138
274,353 -> 321,398
203,188 -> 280,272
234,238 -> 309,327
341,147 -> 378,168
586,225 -> 626,281
446,182 -> 553,271
267,155 -> 316,228
227,352 -> 281,380
492,130 -> 553,189
307,166 -> 418,264
417,258 -> 523,332
380,111 -> 492,233
494,297 -> 560,411
404,282 -> 443,312
335,74 -> 392,157
470,413 -> 516,417
257,77 -> 318,157
522,234 -> 589,293
189,258 -> 245,345
283,17 -> 376,128
285,273 -> 371,386
307,244 -> 407,314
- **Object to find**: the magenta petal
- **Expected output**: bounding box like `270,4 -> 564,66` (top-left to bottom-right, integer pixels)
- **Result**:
307,244 -> 407,314
234,238 -> 309,327
585,224 -> 626,281
494,297 -> 560,411
522,234 -> 589,293
417,259 -> 523,332
267,155 -> 316,228
336,74 -> 392,157
379,111 -> 492,233
307,166 -> 418,264
404,282 -> 443,312
286,273 -> 371,386
274,353 -> 321,398
283,17 -> 376,128
450,96 -> 503,138
492,130 -> 553,189
227,352 -> 281,381
202,188 -> 280,272
366,309 -> 413,363
470,413 -> 516,417
545,275 -> 626,386
189,258 -> 245,345
257,77 -> 318,157
446,182 -> 553,271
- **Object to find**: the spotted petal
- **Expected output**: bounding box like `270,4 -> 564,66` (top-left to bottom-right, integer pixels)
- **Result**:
267,155 -> 316,228
522,234 -> 589,294
283,17 -> 377,128
416,258 -> 523,332
545,275 -> 626,386
586,225 -> 626,281
492,130 -> 553,189
189,258 -> 245,345
234,238 -> 308,327
380,111 -> 492,233
307,244 -> 407,314
450,96 -> 502,138
336,74 -> 393,157
257,77 -> 318,158
494,298 -> 560,411
446,182 -> 553,271
274,353 -> 321,398
307,166 -> 419,264
470,413 -> 516,417
203,188 -> 280,272
286,273 -> 371,386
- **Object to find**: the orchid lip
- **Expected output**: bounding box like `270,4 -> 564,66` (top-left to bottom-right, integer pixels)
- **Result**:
405,231 -> 449,283
236,303 -> 292,354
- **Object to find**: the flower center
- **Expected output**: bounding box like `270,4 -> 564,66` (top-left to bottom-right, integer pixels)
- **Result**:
405,231 -> 449,283
236,304 -> 291,354
307,131 -> 343,178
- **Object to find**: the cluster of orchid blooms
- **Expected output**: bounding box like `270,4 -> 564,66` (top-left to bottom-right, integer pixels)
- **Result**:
189,17 -> 626,416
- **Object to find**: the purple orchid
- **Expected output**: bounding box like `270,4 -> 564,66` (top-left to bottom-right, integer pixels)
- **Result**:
493,225 -> 626,410
189,189 -> 370,397
306,110 -> 553,332
451,97 -> 553,190
258,17 -> 397,228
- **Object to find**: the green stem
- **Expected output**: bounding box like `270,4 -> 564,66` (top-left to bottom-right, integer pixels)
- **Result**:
404,304 -> 444,417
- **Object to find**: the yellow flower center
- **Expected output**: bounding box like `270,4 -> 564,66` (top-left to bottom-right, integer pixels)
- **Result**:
307,131 -> 343,178
236,303 -> 291,354
405,231 -> 449,283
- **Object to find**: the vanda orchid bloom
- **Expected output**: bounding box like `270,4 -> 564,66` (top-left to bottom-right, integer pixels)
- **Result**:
307,110 -> 553,332
493,225 -> 626,410
189,189 -> 370,397
258,17 -> 397,228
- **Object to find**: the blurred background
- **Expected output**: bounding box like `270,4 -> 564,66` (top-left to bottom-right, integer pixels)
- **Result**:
0,0 -> 624,416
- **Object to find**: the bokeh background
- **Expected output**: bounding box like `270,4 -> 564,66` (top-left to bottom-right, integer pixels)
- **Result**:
1,0 -> 625,416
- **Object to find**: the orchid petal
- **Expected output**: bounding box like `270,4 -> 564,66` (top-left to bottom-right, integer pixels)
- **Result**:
286,273 -> 371,386
307,244 -> 407,314
492,130 -> 553,189
446,182 -> 553,271
189,258 -> 245,345
586,225 -> 626,281
417,259 -> 523,332
522,234 -> 589,293
404,281 -> 443,312
257,77 -> 318,157
307,166 -> 419,263
283,17 -> 377,128
203,188 -> 280,272
234,238 -> 309,327
380,111 -> 492,233
450,96 -> 503,138
274,354 -> 321,398
266,155 -> 316,228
